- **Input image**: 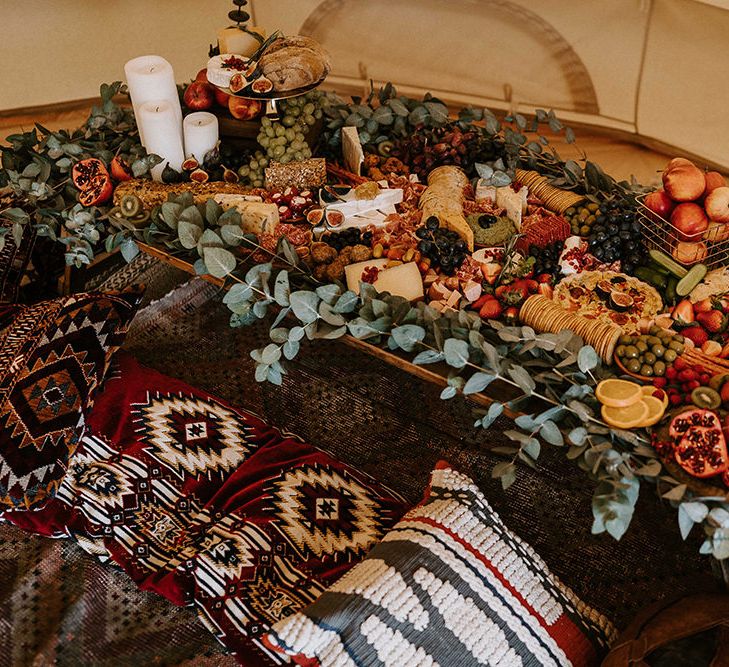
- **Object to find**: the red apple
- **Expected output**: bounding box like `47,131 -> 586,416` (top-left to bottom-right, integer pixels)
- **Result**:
705,186 -> 729,223
673,240 -> 707,265
671,202 -> 708,240
228,96 -> 263,120
214,87 -> 230,108
704,221 -> 729,242
184,81 -> 215,111
703,171 -> 727,198
662,157 -> 706,202
643,189 -> 675,220
195,68 -> 208,82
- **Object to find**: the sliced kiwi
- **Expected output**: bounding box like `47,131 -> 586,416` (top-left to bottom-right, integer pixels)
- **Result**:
691,386 -> 721,410
120,194 -> 142,218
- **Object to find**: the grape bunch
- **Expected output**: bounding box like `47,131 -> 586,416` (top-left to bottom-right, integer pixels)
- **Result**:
415,216 -> 468,275
238,91 -> 324,187
587,200 -> 646,274
323,227 -> 373,251
391,124 -> 495,181
528,240 -> 565,279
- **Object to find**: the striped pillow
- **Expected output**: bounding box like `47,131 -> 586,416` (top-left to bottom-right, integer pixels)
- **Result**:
264,461 -> 617,666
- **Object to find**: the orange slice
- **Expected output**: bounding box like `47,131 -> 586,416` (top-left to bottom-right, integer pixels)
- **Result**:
635,395 -> 666,428
641,385 -> 668,410
596,379 -> 643,408
601,400 -> 650,429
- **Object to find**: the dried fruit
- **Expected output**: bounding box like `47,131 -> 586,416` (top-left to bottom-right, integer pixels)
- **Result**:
669,409 -> 728,478
72,158 -> 113,207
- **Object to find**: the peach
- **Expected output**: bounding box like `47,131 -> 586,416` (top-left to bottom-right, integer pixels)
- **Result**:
662,157 -> 706,202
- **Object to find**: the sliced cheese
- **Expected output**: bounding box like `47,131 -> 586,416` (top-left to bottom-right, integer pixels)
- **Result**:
342,126 -> 364,176
213,195 -> 279,235
345,259 -> 424,301
475,179 -> 497,202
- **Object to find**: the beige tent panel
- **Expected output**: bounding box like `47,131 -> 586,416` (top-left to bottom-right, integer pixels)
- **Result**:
250,0 -> 729,169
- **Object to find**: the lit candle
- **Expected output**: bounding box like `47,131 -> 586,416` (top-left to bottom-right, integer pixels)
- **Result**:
217,26 -> 266,57
183,112 -> 219,165
137,100 -> 185,181
124,55 -> 182,144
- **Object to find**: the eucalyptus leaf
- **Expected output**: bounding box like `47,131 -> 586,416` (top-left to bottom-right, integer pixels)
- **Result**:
440,385 -> 457,400
539,421 -> 563,446
463,372 -> 496,395
270,327 -> 289,344
316,284 -> 341,305
120,238 -> 139,262
178,220 -> 203,249
412,350 -> 445,365
334,290 -> 359,314
274,270 -> 290,306
203,246 -> 236,278
220,224 -> 247,246
577,345 -> 599,373
443,338 -> 469,369
319,301 -> 346,326
283,339 -> 300,360
391,324 -> 426,352
290,291 -> 321,325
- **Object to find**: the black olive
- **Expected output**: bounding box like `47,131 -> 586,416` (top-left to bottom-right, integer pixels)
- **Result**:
426,216 -> 440,231
415,227 -> 429,239
478,214 -> 497,229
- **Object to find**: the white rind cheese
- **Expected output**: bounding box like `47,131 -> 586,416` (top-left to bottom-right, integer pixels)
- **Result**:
213,195 -> 279,235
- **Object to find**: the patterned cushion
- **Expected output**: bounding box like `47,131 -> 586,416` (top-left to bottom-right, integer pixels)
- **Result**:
264,461 -> 618,667
2,352 -> 409,665
0,290 -> 142,510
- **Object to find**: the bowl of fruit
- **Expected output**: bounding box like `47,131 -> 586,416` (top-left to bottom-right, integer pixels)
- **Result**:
613,327 -> 685,381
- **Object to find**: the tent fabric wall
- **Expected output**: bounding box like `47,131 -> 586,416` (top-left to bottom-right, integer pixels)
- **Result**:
251,0 -> 728,169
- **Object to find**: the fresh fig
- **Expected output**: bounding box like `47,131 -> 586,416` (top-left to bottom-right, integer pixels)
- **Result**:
229,73 -> 247,93
251,76 -> 273,94
306,208 -> 325,226
182,157 -> 200,171
222,166 -> 239,183
190,168 -> 210,183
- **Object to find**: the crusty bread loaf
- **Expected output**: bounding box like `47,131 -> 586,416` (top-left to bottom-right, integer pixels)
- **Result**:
264,36 -> 331,69
113,180 -> 252,209
259,47 -> 325,91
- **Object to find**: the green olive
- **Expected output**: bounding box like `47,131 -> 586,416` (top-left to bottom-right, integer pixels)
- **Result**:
649,325 -> 662,336
627,359 -> 642,373
647,336 -> 662,346
580,225 -> 591,236
651,344 -> 665,358
624,345 -> 639,359
636,341 -> 648,353
616,345 -> 627,357
663,349 -> 678,363
668,341 -> 684,352
653,361 -> 666,376
640,364 -> 654,377
673,334 -> 684,343
619,335 -> 633,346
644,352 -> 657,365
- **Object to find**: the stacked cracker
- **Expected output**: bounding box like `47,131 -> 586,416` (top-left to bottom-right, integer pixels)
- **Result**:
516,169 -> 585,214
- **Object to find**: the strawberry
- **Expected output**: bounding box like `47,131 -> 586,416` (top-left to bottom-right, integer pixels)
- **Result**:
671,299 -> 695,326
678,369 -> 698,382
682,326 -> 709,348
503,306 -> 519,325
471,295 -> 490,311
652,388 -> 666,401
479,297 -> 503,320
696,309 -> 728,334
524,279 -> 539,294
694,297 -> 714,313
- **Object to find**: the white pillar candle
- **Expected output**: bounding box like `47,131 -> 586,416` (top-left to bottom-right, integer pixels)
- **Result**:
124,55 -> 182,144
217,26 -> 266,57
183,112 -> 219,165
137,100 -> 185,181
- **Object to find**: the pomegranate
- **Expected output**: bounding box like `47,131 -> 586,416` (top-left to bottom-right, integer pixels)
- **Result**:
669,408 -> 729,478
110,155 -> 133,181
72,158 -> 113,206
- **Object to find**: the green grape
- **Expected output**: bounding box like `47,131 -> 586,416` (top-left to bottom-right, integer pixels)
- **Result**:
265,127 -> 275,138
279,155 -> 291,164
258,157 -> 269,167
238,165 -> 250,176
282,115 -> 296,127
294,151 -> 303,161
253,179 -> 263,187
304,114 -> 315,126
303,103 -> 315,115
314,109 -> 323,120
284,128 -> 296,142
275,126 -> 286,137
259,137 -> 270,148
295,132 -> 305,141
261,116 -> 272,127
273,145 -> 285,158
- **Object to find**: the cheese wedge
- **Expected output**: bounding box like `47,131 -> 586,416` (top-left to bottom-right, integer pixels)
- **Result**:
213,195 -> 279,235
345,259 -> 424,301
496,186 -> 524,229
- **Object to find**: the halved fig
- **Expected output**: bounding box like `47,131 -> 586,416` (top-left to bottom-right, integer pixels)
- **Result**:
610,291 -> 634,312
306,208 -> 325,226
182,157 -> 199,171
595,280 -> 614,299
251,76 -> 273,94
190,168 -> 209,183
325,209 -> 345,228
222,166 -> 239,183
229,73 -> 247,93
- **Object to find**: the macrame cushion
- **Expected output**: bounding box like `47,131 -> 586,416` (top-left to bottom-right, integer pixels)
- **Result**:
3,352 -> 409,666
0,289 -> 143,509
264,461 -> 618,667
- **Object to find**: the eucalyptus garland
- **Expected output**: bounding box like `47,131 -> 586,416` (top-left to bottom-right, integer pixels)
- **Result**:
2,82 -> 728,562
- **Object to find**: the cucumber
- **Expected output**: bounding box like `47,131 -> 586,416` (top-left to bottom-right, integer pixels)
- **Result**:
676,263 -> 708,297
649,249 -> 689,278
634,266 -> 668,289
646,261 -> 670,277
665,276 -> 678,305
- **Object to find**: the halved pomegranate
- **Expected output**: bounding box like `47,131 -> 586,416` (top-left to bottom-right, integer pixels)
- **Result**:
669,408 -> 729,478
72,158 -> 113,206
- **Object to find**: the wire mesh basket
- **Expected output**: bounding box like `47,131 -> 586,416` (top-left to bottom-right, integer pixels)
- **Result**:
636,194 -> 729,268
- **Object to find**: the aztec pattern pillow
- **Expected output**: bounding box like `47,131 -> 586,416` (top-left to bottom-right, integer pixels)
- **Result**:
265,461 -> 618,667
2,352 -> 409,665
0,289 -> 142,510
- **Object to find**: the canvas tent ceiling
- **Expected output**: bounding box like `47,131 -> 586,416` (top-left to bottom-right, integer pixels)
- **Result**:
250,0 -> 729,171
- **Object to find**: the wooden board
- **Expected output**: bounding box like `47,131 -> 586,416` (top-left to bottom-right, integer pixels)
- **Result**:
136,242 -> 528,418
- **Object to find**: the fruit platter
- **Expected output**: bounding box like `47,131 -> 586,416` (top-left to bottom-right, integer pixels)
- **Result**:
5,13 -> 729,562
